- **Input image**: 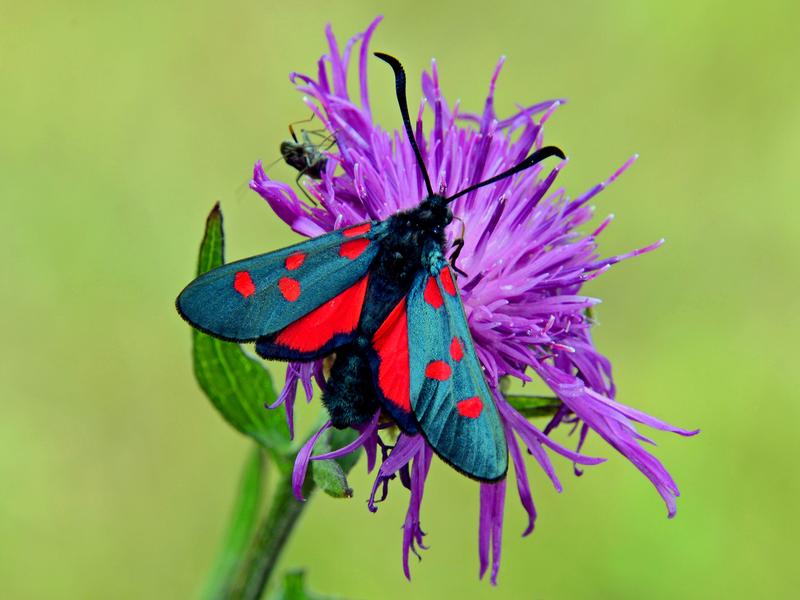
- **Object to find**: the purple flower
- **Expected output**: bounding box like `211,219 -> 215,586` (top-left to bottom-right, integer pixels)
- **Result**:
251,16 -> 697,584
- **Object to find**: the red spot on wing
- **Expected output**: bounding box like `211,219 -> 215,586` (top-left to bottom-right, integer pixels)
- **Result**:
285,252 -> 306,270
440,267 -> 457,296
372,299 -> 411,412
340,238 -> 370,259
450,337 -> 464,362
343,223 -> 371,237
424,276 -> 443,308
457,396 -> 484,419
274,276 -> 368,352
425,360 -> 451,380
233,271 -> 256,298
278,277 -> 301,302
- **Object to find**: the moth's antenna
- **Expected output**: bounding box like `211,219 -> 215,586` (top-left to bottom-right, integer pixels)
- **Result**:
374,52 -> 434,197
445,146 -> 566,204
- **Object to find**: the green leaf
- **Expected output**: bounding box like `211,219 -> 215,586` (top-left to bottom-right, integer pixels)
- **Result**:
195,203 -> 226,277
191,203 -> 290,453
311,459 -> 353,499
504,393 -> 563,418
308,427 -> 357,499
270,570 -> 340,600
201,446 -> 264,600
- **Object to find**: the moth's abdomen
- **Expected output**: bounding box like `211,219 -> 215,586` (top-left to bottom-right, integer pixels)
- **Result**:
322,347 -> 379,428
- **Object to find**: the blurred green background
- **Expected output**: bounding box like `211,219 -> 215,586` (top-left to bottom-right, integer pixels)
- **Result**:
3,1 -> 798,598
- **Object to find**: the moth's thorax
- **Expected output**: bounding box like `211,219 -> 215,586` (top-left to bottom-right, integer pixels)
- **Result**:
396,194 -> 453,240
357,198 -> 450,338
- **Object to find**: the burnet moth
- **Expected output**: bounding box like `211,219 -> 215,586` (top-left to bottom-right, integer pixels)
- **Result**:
176,53 -> 565,481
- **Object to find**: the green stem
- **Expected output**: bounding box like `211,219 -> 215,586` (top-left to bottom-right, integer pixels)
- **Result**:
230,470 -> 311,600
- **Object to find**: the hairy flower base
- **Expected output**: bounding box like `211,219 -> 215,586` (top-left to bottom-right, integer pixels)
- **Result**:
254,16 -> 697,584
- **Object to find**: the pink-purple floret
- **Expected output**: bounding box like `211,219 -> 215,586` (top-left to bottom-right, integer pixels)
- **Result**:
250,16 -> 697,585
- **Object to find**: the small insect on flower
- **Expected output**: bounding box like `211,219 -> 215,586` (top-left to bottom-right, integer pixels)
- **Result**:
278,115 -> 335,203
176,53 -> 565,482
280,115 -> 333,180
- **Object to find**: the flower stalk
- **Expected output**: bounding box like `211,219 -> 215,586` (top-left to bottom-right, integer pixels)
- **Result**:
230,466 -> 310,600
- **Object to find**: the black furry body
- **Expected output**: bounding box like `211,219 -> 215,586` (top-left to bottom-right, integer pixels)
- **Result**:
316,195 -> 452,430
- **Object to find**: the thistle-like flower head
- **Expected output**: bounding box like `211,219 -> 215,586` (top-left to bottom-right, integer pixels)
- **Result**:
252,16 -> 697,584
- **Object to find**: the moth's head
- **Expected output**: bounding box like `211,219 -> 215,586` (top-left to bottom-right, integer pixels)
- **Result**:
415,194 -> 453,234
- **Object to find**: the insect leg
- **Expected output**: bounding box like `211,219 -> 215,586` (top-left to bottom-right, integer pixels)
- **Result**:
303,128 -> 339,155
305,128 -> 334,140
288,113 -> 316,143
295,169 -> 319,206
449,217 -> 468,276
449,239 -> 468,277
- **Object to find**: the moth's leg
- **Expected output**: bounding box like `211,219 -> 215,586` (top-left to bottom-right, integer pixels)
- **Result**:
449,217 -> 468,277
450,239 -> 467,277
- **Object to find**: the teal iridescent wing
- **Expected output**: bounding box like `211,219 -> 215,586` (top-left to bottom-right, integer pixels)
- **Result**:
177,221 -> 387,342
405,264 -> 508,481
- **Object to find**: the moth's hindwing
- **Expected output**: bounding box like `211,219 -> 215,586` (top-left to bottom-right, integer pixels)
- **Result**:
176,221 -> 387,342
368,296 -> 419,433
255,274 -> 369,361
406,265 -> 508,481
